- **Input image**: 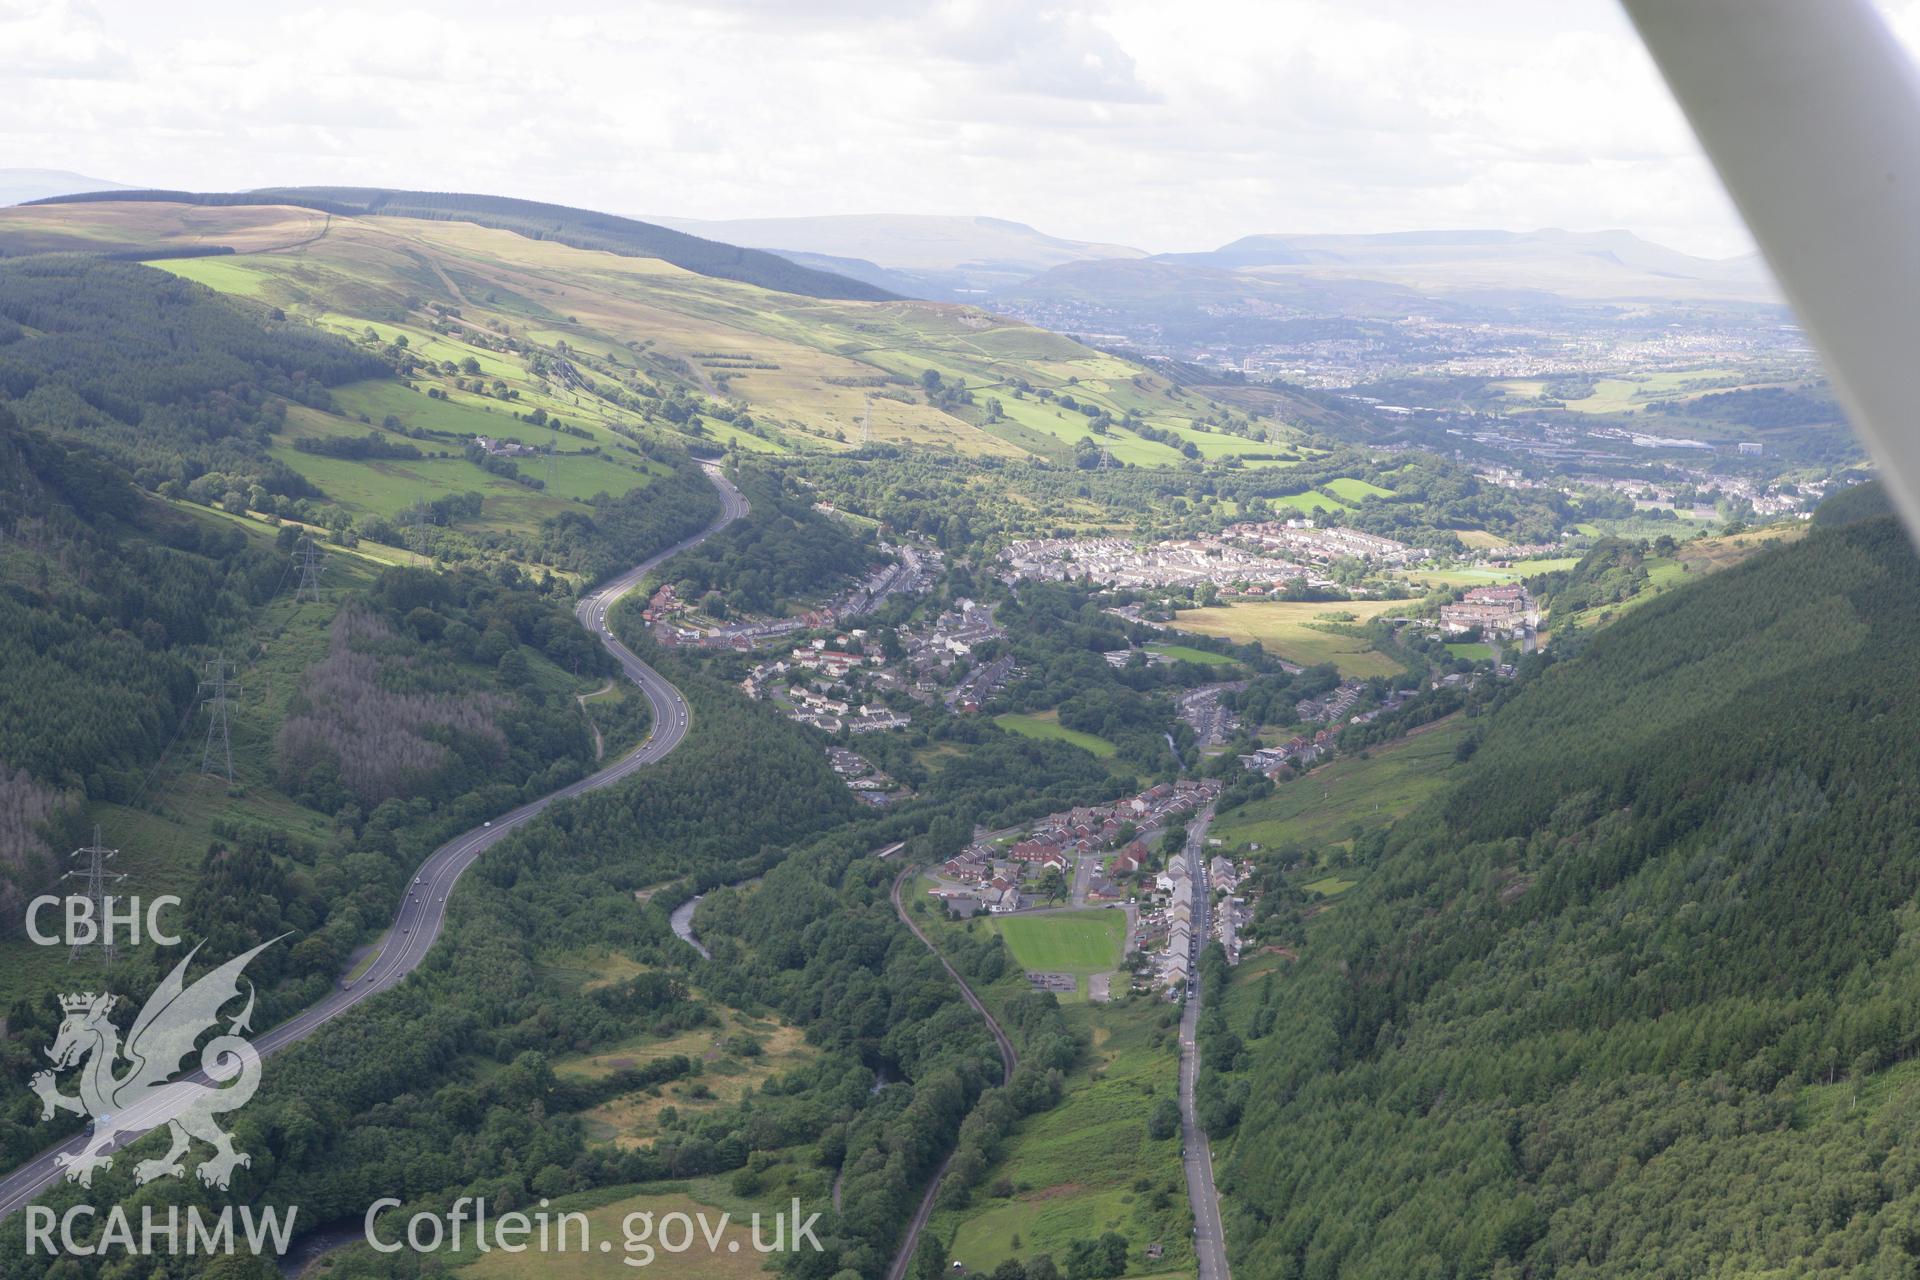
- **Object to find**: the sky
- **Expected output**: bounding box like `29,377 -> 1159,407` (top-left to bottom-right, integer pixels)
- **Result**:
6,0 -> 1920,258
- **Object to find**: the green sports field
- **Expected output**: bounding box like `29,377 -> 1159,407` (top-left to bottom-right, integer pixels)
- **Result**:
1304,875 -> 1356,896
1146,642 -> 1239,667
992,910 -> 1128,974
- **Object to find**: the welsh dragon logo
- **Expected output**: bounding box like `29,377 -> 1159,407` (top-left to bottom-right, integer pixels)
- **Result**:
30,937 -> 282,1190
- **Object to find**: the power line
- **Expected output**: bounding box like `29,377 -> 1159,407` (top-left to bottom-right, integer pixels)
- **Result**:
96,526 -> 314,849
198,657 -> 241,785
121,688 -> 202,817
64,826 -> 124,968
108,532 -> 301,823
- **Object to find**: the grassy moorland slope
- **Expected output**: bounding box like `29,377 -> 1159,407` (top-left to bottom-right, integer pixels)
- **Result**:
0,199 -> 1312,471
26,186 -> 896,301
0,252 -> 716,580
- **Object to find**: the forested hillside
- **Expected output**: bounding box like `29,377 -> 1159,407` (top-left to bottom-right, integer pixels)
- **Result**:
0,256 -> 378,497
0,261 -> 673,1183
0,631 -> 1133,1278
0,254 -> 702,923
1211,507 -> 1920,1277
0,552 -> 637,1175
0,408 -> 283,916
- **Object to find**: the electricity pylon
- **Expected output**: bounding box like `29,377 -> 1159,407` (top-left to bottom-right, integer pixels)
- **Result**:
64,826 -> 124,966
199,657 -> 241,784
293,534 -> 325,603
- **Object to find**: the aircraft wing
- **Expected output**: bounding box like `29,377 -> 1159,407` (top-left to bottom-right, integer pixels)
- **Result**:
1622,0 -> 1920,539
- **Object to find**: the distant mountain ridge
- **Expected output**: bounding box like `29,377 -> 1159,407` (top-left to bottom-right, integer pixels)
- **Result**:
983,225 -> 1784,356
0,168 -> 132,206
647,212 -> 1145,270
1150,226 -> 1774,301
9,180 -> 1779,313
633,215 -> 1776,315
646,213 -> 1147,299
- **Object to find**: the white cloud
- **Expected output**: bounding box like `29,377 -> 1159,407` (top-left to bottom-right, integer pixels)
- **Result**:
0,0 -> 127,78
3,0 -> 1917,257
923,0 -> 1158,102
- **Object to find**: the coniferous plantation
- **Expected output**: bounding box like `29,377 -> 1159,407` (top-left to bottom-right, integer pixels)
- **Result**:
6,15 -> 1920,1275
0,257 -> 380,494
1213,501 -> 1920,1277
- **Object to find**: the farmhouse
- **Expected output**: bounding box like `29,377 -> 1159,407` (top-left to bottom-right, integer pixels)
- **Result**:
472,435 -> 536,457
